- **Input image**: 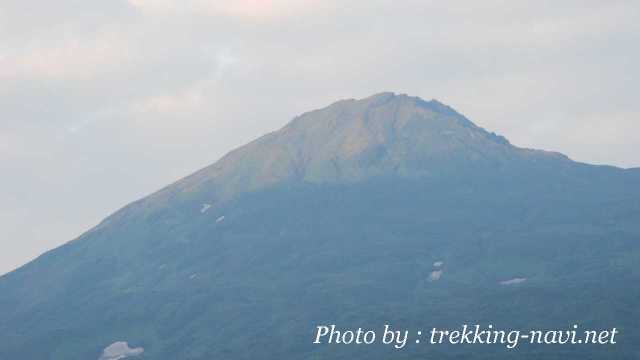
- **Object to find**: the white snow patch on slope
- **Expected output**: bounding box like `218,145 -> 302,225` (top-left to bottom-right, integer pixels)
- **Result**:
216,215 -> 225,223
433,261 -> 444,268
98,341 -> 143,360
428,270 -> 443,281
500,278 -> 527,286
200,203 -> 212,213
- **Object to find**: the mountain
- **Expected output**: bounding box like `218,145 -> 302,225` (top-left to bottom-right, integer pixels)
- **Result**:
146,92 -> 565,203
1,93 -> 639,359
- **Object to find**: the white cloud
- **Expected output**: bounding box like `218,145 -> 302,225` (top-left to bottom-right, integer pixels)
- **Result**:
129,49 -> 239,117
128,0 -> 329,19
0,31 -> 132,80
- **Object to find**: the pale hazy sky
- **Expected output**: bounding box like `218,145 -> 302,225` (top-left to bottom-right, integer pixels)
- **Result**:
1,0 -> 639,275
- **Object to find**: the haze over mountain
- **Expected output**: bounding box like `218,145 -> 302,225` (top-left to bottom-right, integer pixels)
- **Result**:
1,93 -> 639,359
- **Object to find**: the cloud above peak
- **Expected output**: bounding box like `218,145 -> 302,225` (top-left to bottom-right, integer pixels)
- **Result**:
127,0 -> 328,19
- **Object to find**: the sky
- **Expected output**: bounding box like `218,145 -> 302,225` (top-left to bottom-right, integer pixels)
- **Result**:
1,0 -> 639,275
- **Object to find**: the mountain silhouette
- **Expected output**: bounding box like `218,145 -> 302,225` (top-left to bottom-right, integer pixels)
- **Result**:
1,93 -> 639,359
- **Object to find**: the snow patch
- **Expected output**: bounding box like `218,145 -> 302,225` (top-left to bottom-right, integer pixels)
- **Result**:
200,203 -> 212,213
98,341 -> 144,360
500,278 -> 527,286
216,215 -> 225,223
428,270 -> 443,281
433,261 -> 444,268
189,273 -> 198,280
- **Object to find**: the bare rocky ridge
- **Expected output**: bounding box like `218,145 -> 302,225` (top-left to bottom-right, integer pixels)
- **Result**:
142,92 -> 568,210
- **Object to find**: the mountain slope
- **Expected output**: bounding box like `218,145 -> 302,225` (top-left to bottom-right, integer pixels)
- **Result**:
1,93 -> 639,360
147,92 -> 567,203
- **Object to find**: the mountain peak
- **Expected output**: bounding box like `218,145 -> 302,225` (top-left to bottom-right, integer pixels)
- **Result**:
287,92 -> 477,136
145,93 -> 567,207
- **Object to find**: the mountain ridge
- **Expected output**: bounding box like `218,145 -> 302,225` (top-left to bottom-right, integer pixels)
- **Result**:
80,92 -> 616,240
4,92 -> 634,272
141,92 -> 570,207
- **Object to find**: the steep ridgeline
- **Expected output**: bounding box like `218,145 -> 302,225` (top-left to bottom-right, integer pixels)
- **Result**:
146,92 -> 567,203
1,93 -> 639,360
